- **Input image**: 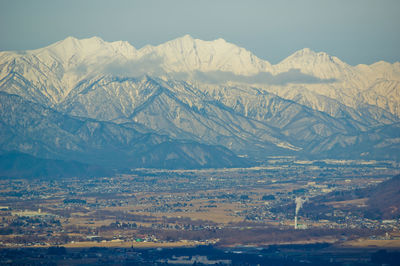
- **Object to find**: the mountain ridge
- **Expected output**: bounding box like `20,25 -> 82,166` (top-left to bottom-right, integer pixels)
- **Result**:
0,35 -> 399,172
0,91 -> 248,171
2,35 -> 399,116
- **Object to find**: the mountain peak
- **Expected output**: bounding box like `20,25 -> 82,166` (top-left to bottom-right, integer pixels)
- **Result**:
52,36 -> 105,49
109,40 -> 136,56
32,36 -> 138,65
167,34 -> 196,47
181,34 -> 194,40
296,47 -> 315,55
289,48 -> 329,58
273,47 -> 351,80
162,35 -> 234,51
215,37 -> 227,43
280,47 -> 346,66
41,36 -> 107,55
51,36 -> 80,49
87,36 -> 104,42
63,36 -> 79,42
138,35 -> 270,75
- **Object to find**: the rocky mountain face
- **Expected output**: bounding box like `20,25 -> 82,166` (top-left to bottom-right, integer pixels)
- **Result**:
0,92 -> 247,171
0,35 -> 399,172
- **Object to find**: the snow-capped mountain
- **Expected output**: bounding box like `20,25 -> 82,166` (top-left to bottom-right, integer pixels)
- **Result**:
2,35 -> 399,115
138,34 -> 272,75
0,35 -> 399,170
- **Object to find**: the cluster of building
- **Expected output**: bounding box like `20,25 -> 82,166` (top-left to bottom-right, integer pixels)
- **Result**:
0,159 -> 398,247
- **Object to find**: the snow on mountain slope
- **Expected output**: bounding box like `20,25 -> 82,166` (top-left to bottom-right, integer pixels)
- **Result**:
54,74 -> 394,159
359,79 -> 400,116
305,122 -> 400,161
269,48 -> 400,117
358,61 -> 400,82
56,76 -> 300,156
1,35 -> 399,116
262,84 -> 398,127
273,48 -> 353,80
0,36 -> 139,104
199,84 -> 374,150
0,35 -> 399,163
33,36 -> 137,68
59,75 -> 162,121
137,34 -> 272,75
0,51 -> 67,105
0,91 -> 247,169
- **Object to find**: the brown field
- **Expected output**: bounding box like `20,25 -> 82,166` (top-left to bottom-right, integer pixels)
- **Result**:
61,240 -> 202,248
1,171 -> 397,249
343,239 -> 400,248
326,198 -> 368,208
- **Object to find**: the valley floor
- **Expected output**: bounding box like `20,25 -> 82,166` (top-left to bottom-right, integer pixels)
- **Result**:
0,159 -> 399,266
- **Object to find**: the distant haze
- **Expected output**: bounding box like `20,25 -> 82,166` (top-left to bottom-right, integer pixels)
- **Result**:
0,0 -> 399,65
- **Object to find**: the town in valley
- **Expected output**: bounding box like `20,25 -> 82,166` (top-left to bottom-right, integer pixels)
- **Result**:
1,158 -> 399,264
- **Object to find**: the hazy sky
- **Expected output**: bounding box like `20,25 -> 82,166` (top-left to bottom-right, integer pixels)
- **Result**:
1,0 -> 399,65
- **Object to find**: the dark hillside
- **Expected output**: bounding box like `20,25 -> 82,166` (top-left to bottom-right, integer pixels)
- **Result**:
0,151 -> 113,179
365,174 -> 400,219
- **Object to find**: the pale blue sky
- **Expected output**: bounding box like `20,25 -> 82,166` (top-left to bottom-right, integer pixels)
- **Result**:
0,0 -> 399,65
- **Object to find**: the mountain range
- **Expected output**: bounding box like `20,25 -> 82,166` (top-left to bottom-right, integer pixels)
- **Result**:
0,35 -> 399,174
